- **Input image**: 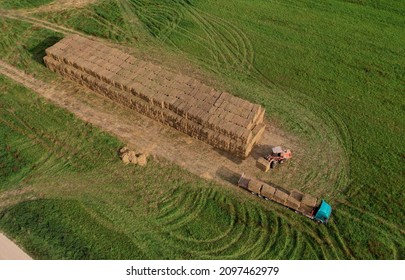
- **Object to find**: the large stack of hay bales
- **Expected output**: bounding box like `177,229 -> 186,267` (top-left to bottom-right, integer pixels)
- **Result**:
44,35 -> 266,158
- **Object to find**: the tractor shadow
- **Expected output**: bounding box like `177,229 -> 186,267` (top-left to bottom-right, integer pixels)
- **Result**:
250,143 -> 273,160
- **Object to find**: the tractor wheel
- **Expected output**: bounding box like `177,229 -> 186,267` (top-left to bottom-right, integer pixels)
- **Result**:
270,161 -> 277,169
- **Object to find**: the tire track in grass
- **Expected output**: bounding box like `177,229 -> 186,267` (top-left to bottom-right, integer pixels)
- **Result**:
116,0 -> 149,43
185,7 -> 252,71
122,0 -> 221,68
187,9 -> 234,67
182,8 -> 224,68
272,217 -> 291,259
82,9 -> 129,40
156,189 -> 190,220
227,206 -> 263,258
289,233 -> 305,259
283,229 -> 299,259
249,207 -> 273,259
234,206 -> 277,259
337,207 -> 403,243
157,188 -> 214,232
165,199 -> 246,257
255,212 -> 281,259
158,190 -> 210,231
319,226 -> 343,259
340,200 -> 405,235
328,220 -> 354,259
179,199 -> 251,258
0,116 -> 76,171
334,208 -> 399,258
146,6 -> 184,42
164,195 -> 237,248
265,216 -> 284,258
192,7 -> 255,69
124,0 -> 255,72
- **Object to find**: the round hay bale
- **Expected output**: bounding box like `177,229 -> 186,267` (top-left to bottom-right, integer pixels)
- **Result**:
127,151 -> 138,164
119,146 -> 129,155
137,154 -> 147,166
121,153 -> 130,164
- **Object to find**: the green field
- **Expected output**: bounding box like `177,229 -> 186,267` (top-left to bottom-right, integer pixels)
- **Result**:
0,0 -> 404,259
0,0 -> 52,9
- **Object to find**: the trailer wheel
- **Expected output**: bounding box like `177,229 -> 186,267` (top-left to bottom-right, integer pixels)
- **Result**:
270,161 -> 277,169
251,191 -> 255,195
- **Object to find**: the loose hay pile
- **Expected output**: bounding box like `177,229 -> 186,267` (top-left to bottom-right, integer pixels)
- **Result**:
44,35 -> 266,158
119,147 -> 147,166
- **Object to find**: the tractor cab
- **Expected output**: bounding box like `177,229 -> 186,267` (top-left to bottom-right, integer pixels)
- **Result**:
270,146 -> 292,159
263,146 -> 293,169
313,200 -> 332,224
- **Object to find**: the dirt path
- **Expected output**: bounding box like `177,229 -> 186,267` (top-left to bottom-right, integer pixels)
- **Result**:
0,59 -> 291,189
19,0 -> 97,14
0,233 -> 32,260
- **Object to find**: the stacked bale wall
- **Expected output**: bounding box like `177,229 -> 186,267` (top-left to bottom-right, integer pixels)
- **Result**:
44,35 -> 266,157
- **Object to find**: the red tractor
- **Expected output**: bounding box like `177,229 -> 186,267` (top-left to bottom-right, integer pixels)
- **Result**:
265,146 -> 292,169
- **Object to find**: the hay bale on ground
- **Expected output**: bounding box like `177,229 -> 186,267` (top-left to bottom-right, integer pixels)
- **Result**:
127,151 -> 137,164
256,157 -> 270,172
121,153 -> 130,164
137,154 -> 147,166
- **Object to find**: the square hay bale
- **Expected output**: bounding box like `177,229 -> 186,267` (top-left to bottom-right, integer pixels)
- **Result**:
256,157 -> 270,172
251,124 -> 266,143
298,204 -> 314,216
290,189 -> 304,202
286,196 -> 301,210
247,179 -> 262,194
273,189 -> 289,204
261,183 -> 276,199
217,134 -> 230,149
302,195 -> 318,207
256,107 -> 265,124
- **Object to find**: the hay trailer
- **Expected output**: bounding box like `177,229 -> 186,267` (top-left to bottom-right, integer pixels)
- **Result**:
238,173 -> 332,224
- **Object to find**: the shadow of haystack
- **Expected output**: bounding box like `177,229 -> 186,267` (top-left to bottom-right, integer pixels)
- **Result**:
26,35 -> 63,66
250,143 -> 273,160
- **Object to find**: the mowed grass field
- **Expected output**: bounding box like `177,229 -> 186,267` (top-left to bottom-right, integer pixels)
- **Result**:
0,0 -> 404,259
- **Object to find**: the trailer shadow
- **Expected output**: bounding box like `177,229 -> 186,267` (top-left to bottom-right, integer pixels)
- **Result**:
215,166 -> 241,186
